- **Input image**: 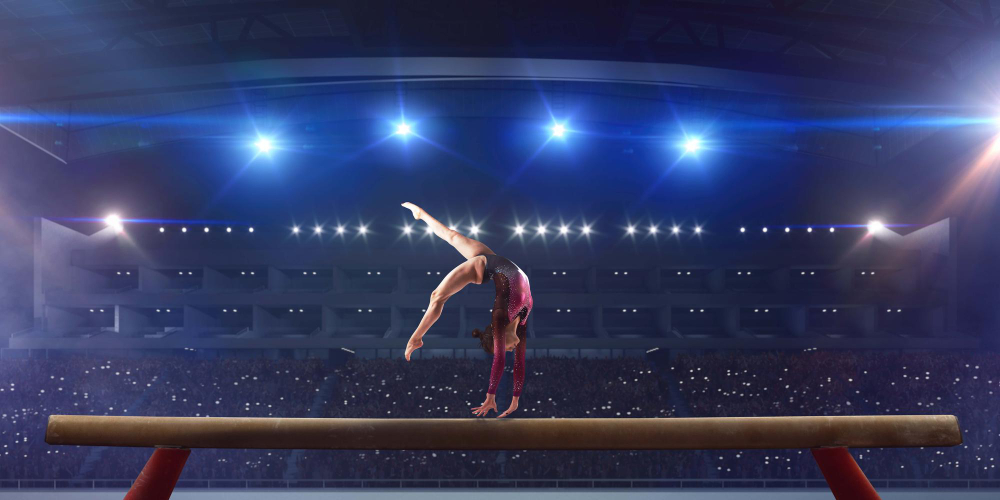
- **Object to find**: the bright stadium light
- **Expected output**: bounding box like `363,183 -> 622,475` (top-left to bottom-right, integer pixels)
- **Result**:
254,137 -> 272,153
336,225 -> 346,235
694,226 -> 703,234
829,227 -> 836,233
671,225 -> 680,235
248,227 -> 254,233
551,123 -> 566,138
626,225 -> 636,235
559,224 -> 570,236
358,224 -> 368,235
807,227 -> 813,233
762,227 -> 768,233
470,224 -> 480,236
395,122 -> 411,136
402,224 -> 412,235
580,224 -> 591,236
785,227 -> 790,233
181,227 -> 188,233
226,227 -> 232,233
648,224 -> 659,235
159,227 -> 165,233
740,227 -> 746,233
314,225 -> 323,235
203,227 -> 210,233
684,137 -> 701,153
867,220 -> 885,234
536,224 -> 548,235
292,226 -> 300,234
104,214 -> 124,233
514,225 -> 525,235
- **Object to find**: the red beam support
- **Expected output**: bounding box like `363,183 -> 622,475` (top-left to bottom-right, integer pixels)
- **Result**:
124,448 -> 190,500
811,447 -> 880,500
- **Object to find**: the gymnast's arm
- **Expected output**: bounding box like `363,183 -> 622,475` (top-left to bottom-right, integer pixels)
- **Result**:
498,331 -> 526,418
472,314 -> 508,417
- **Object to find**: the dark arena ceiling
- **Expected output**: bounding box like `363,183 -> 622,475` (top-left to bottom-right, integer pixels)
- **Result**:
1,1 -> 997,91
1,0 -> 999,164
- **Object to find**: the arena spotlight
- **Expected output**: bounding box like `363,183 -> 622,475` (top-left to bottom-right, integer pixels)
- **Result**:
762,227 -> 768,233
104,214 -> 124,233
181,227 -> 188,233
580,224 -> 591,236
683,137 -> 701,153
559,224 -> 570,236
551,123 -> 566,138
336,225 -> 346,235
867,220 -> 885,234
626,225 -> 636,235
292,226 -> 300,234
648,225 -> 659,235
254,137 -> 272,154
424,226 -> 433,235
785,227 -> 790,233
829,227 -> 836,233
203,227 -> 209,233
514,225 -> 525,235
470,224 -> 480,236
402,225 -> 412,235
694,226 -> 703,234
395,122 -> 412,136
314,225 -> 323,235
226,227 -> 232,233
248,227 -> 254,233
807,227 -> 813,233
671,225 -> 680,235
159,227 -> 165,233
358,224 -> 368,235
740,227 -> 746,233
536,224 -> 548,235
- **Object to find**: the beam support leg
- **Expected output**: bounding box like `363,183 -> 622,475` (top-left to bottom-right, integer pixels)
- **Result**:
124,448 -> 190,500
811,447 -> 880,500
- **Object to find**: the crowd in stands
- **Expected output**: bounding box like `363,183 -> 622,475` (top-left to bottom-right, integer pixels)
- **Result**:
1,350 -> 997,484
672,350 -> 999,480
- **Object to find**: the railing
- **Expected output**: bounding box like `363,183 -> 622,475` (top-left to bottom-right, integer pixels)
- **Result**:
2,478 -> 998,490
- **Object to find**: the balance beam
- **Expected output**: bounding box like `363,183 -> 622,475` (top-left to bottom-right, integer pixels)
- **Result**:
46,414 -> 961,450
45,415 -> 961,500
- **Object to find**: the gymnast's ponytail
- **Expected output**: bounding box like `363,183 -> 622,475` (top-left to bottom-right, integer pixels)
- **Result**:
471,324 -> 494,354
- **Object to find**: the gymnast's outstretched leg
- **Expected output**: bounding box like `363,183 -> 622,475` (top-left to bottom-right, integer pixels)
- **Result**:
402,202 -> 495,259
403,258 -> 479,361
401,202 -> 494,361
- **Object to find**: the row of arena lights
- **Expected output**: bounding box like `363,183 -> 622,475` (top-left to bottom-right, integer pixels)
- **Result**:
256,121 -> 702,153
105,215 -> 888,237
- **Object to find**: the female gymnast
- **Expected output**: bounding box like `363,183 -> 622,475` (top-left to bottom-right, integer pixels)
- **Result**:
401,202 -> 533,418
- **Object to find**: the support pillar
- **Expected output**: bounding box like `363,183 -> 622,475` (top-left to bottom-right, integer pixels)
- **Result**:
811,447 -> 880,500
124,448 -> 190,500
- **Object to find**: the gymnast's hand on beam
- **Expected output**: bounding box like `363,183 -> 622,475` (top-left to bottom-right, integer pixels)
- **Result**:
471,394 -> 497,417
404,335 -> 423,362
497,396 -> 518,418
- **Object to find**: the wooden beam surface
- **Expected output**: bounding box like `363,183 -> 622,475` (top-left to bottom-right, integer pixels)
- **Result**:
46,415 -> 962,450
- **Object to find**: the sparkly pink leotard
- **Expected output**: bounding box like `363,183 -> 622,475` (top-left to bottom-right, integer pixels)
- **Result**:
480,254 -> 533,397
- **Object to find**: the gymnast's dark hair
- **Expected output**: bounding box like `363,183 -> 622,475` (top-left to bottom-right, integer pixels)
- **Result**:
471,324 -> 494,354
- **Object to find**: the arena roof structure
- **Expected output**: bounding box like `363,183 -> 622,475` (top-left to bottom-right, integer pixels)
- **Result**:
1,1 -> 997,163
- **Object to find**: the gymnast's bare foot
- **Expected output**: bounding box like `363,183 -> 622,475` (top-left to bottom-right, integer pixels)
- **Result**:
404,335 -> 423,361
401,202 -> 424,220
